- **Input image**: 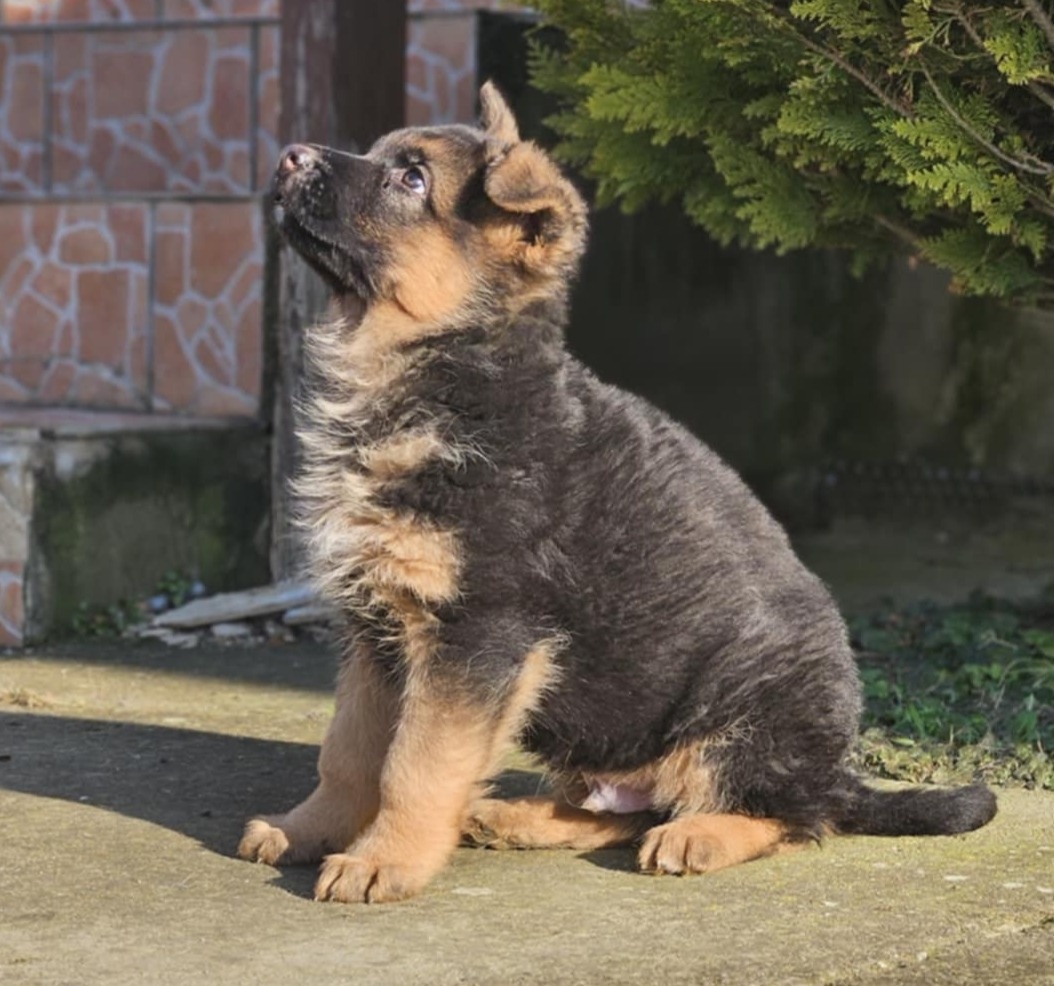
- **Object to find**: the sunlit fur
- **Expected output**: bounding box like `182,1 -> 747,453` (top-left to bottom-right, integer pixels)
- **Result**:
238,83 -> 997,904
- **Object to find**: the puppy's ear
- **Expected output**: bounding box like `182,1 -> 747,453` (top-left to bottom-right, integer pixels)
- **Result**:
479,81 -> 520,147
482,136 -> 588,276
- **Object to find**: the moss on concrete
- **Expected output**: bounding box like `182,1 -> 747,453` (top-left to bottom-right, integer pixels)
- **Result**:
27,425 -> 270,639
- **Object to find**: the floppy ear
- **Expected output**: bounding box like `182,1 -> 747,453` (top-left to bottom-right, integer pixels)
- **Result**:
478,85 -> 587,275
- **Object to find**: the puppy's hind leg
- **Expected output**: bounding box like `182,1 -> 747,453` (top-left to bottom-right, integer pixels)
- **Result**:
464,796 -> 653,851
238,644 -> 398,866
638,813 -> 801,875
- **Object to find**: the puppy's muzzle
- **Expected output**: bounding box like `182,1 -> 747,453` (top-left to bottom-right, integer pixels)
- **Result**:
278,143 -> 319,177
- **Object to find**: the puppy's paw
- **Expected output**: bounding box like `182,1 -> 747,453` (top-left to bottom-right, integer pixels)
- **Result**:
638,821 -> 720,876
461,800 -> 513,849
314,853 -> 432,904
237,816 -> 326,866
638,814 -> 787,875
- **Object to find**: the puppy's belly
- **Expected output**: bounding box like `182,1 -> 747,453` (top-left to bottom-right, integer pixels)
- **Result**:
579,778 -> 654,814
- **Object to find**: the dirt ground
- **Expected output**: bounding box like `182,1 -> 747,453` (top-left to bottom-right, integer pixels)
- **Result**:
2,517 -> 1054,984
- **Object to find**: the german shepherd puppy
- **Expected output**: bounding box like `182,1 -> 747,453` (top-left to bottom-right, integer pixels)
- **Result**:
238,83 -> 996,903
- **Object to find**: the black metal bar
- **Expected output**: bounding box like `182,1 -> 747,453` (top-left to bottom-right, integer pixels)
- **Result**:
0,190 -> 263,204
42,29 -> 54,193
145,200 -> 157,409
248,20 -> 260,194
0,15 -> 280,36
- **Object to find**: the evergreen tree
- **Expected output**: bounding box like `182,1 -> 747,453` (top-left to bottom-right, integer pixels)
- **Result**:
531,0 -> 1054,307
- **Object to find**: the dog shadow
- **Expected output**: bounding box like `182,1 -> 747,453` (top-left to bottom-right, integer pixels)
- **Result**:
0,710 -> 317,854
0,709 -> 581,898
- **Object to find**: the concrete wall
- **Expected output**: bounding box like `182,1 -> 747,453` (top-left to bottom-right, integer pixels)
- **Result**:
572,205 -> 1054,501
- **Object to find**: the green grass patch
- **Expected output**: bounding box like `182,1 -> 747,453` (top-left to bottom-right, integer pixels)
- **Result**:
850,589 -> 1054,790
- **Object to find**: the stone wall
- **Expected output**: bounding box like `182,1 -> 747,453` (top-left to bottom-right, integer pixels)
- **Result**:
407,0 -> 510,126
0,0 -> 507,417
0,0 -> 508,644
0,0 -> 279,414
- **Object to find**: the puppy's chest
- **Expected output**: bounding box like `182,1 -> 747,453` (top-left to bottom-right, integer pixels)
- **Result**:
298,387 -> 465,621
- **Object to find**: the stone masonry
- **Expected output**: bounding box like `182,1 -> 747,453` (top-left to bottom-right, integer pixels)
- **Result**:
0,0 -> 520,644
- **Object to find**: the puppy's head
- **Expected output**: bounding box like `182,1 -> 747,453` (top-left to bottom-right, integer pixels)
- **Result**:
271,83 -> 587,328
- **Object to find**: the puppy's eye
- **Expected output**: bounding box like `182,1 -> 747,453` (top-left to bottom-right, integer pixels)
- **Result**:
401,166 -> 428,195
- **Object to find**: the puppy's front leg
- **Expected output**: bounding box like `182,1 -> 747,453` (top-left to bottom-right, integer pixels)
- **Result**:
238,643 -> 398,866
312,665 -> 493,904
315,641 -> 556,904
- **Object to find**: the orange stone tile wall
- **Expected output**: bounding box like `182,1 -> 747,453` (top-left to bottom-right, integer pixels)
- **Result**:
1,0 -> 279,416
0,0 -> 516,645
0,0 -> 514,418
407,0 -> 514,125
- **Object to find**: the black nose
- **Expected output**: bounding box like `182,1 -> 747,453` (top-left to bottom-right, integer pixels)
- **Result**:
278,144 -> 318,175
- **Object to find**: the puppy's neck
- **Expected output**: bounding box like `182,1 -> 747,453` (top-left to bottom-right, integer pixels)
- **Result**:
305,293 -> 455,395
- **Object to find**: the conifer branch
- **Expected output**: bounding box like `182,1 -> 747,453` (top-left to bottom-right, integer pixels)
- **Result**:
874,215 -> 924,250
1026,81 -> 1054,113
1019,0 -> 1054,56
922,69 -> 1054,176
951,5 -> 1054,112
799,36 -> 913,118
533,0 -> 1054,307
765,8 -> 914,119
1026,194 -> 1054,221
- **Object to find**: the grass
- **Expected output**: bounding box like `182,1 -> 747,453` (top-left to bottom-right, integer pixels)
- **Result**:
850,587 -> 1054,790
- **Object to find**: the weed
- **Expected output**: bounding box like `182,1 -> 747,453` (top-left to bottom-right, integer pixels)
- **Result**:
71,569 -> 200,637
155,570 -> 195,609
851,589 -> 1054,790
71,599 -> 144,638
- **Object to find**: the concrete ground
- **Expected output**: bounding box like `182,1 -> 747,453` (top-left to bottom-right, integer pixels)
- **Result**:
2,519 -> 1054,985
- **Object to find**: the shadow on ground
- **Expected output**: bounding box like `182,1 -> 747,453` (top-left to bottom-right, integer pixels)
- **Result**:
0,710 -> 552,898
0,711 -> 317,854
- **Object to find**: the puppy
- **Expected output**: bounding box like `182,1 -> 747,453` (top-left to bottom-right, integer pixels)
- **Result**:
238,83 -> 996,903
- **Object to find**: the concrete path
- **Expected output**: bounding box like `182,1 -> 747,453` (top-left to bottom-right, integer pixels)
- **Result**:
1,640 -> 1052,985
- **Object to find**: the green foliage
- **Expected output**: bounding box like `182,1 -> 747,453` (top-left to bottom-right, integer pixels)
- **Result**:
532,0 -> 1054,306
155,569 -> 195,609
70,570 -> 196,637
71,599 -> 143,638
850,590 -> 1054,789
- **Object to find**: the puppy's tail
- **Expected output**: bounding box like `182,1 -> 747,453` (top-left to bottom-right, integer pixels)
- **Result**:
829,772 -> 997,837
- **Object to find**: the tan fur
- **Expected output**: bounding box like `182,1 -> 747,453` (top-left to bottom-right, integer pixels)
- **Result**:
361,514 -> 461,602
368,586 -> 441,667
315,641 -> 560,904
359,431 -> 445,480
388,225 -> 475,323
480,79 -> 521,147
464,795 -> 651,851
556,738 -> 726,818
315,681 -> 493,903
237,643 -> 399,866
482,140 -> 588,279
294,303 -> 466,659
483,639 -> 562,777
638,814 -> 798,875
